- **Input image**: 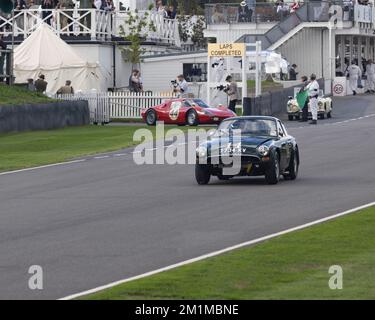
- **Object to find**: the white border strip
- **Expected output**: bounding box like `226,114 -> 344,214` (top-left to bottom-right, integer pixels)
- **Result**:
0,159 -> 86,176
59,201 -> 375,300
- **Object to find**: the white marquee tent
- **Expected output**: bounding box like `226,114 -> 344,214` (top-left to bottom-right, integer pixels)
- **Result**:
14,24 -> 103,93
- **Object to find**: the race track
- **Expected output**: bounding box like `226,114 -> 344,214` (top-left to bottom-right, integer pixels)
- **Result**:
0,95 -> 374,299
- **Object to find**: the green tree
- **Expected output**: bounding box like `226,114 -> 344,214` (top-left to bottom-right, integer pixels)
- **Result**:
190,16 -> 206,48
119,6 -> 156,70
177,0 -> 203,15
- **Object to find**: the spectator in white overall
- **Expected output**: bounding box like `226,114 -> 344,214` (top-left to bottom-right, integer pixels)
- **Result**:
346,60 -> 362,96
306,74 -> 319,125
365,59 -> 375,94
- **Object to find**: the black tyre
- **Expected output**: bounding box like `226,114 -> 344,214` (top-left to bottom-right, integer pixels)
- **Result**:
327,111 -> 332,118
319,113 -> 325,120
284,149 -> 299,180
145,109 -> 157,126
265,152 -> 280,185
195,164 -> 211,185
288,115 -> 294,121
295,114 -> 301,121
187,109 -> 199,126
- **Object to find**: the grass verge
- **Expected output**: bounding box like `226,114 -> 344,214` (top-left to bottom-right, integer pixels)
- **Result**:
82,206 -> 375,300
0,124 -> 208,172
0,85 -> 54,105
246,80 -> 283,96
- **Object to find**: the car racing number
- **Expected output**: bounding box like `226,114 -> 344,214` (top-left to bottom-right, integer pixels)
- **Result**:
220,142 -> 245,156
169,101 -> 182,121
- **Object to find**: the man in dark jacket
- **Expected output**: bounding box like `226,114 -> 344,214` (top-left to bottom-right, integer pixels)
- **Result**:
57,80 -> 74,94
128,70 -> 143,93
35,75 -> 48,93
41,0 -> 56,25
289,64 -> 298,80
0,35 -> 7,82
299,75 -> 309,122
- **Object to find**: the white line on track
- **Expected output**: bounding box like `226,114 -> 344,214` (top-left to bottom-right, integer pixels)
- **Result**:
290,113 -> 375,129
0,159 -> 87,176
59,201 -> 375,300
93,156 -> 110,160
113,153 -> 128,157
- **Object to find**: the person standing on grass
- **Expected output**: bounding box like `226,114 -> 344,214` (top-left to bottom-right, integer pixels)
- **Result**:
57,80 -> 74,94
27,79 -> 36,92
35,75 -> 48,93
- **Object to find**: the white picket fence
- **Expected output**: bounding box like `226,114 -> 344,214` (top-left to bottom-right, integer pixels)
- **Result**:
54,91 -> 177,124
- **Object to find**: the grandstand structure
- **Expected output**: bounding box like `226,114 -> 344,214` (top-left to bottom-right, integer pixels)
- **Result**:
1,1 -> 375,94
0,1 -> 181,90
204,0 -> 375,83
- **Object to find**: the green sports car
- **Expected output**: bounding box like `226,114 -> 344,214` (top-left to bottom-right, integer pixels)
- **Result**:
195,116 -> 300,185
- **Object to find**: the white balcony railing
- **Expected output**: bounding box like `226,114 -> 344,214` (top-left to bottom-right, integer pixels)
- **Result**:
0,9 -> 112,40
0,8 -> 180,45
113,11 -> 180,46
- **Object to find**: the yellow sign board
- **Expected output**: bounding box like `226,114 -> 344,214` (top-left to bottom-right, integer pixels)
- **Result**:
208,43 -> 246,57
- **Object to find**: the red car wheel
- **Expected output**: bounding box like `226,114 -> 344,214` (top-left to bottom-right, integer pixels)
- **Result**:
186,109 -> 199,126
146,110 -> 157,126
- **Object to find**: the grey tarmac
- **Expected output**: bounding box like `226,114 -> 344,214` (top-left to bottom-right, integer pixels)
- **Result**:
0,95 -> 374,299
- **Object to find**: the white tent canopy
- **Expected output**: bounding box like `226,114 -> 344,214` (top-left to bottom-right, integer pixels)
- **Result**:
246,50 -> 289,74
14,24 -> 103,93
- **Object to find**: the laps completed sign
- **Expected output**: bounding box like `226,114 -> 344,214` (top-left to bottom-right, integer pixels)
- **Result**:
208,43 -> 246,57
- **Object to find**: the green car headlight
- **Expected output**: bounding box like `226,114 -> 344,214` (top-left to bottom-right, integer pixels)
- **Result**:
257,145 -> 269,156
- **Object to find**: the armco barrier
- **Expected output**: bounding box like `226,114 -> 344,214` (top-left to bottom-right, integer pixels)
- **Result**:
243,79 -> 325,116
0,100 -> 90,133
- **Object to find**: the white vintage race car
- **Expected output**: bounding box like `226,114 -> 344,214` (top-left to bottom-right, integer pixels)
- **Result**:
287,94 -> 333,121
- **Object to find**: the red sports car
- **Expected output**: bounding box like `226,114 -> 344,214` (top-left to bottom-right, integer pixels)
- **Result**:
141,98 -> 236,126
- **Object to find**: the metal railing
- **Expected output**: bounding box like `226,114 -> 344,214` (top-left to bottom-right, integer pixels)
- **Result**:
205,2 -> 286,24
205,1 -> 357,25
236,1 -> 355,50
0,9 -> 180,45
